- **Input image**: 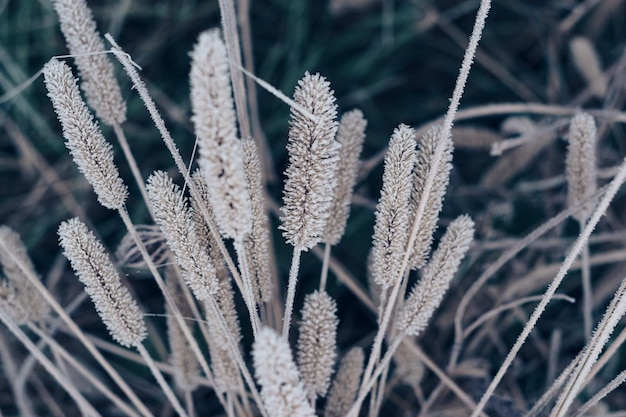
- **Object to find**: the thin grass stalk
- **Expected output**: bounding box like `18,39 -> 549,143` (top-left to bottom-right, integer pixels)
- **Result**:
572,369 -> 626,417
0,308 -> 101,417
551,277 -> 626,417
585,326 -> 626,386
470,156 -> 626,417
135,344 -> 188,417
217,0 -> 251,139
282,249 -> 302,339
234,240 -> 260,337
320,243 -> 331,290
357,0 -> 491,403
116,208 -> 229,411
0,232 -> 153,417
581,232 -> 592,339
0,324 -> 35,417
27,323 -> 142,417
104,34 -> 251,326
112,122 -> 154,219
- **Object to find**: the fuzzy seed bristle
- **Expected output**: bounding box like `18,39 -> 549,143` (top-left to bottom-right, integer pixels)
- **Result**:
325,348 -> 364,417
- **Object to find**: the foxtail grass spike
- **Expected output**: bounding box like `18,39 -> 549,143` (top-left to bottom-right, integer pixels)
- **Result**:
566,112 -> 598,222
324,109 -> 367,245
397,214 -> 474,336
280,72 -> 340,251
253,327 -> 315,417
296,290 -> 338,400
43,58 -> 128,210
52,0 -> 126,125
58,218 -> 146,348
190,29 -> 252,240
371,124 -> 417,289
146,171 -> 218,300
325,348 -> 365,417
408,125 -> 453,270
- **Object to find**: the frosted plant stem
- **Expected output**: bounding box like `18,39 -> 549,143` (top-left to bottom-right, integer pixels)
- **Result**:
234,240 -> 260,337
0,308 -> 101,417
105,34 -> 247,312
217,0 -> 250,139
572,369 -> 626,417
320,243 -> 331,290
27,324 -> 142,417
205,298 -> 270,417
0,234 -> 153,417
282,248 -> 302,340
357,1 -> 490,408
551,277 -> 626,417
117,208 -> 229,411
112,122 -> 153,219
580,227 -> 592,340
136,344 -> 188,417
185,390 -> 195,417
470,156 -> 626,417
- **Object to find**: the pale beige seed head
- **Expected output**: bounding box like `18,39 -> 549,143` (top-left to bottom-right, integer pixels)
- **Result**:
146,171 -> 218,301
0,226 -> 49,324
242,137 -> 273,303
43,58 -> 127,210
280,72 -> 340,250
296,290 -> 339,400
324,109 -> 367,245
58,218 -> 146,348
165,272 -> 199,393
566,112 -> 598,222
325,347 -> 365,417
253,327 -> 315,417
190,29 -> 252,240
52,0 -> 126,125
397,214 -> 474,336
408,125 -> 453,270
569,37 -> 607,98
371,124 -> 417,289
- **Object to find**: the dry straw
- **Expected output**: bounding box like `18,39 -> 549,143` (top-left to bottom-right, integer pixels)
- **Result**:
51,0 -> 126,125
58,218 -> 146,348
253,327 -> 315,417
296,290 -> 339,401
371,124 -> 417,289
146,170 -> 218,301
190,29 -> 252,241
325,348 -> 365,417
43,58 -> 127,210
